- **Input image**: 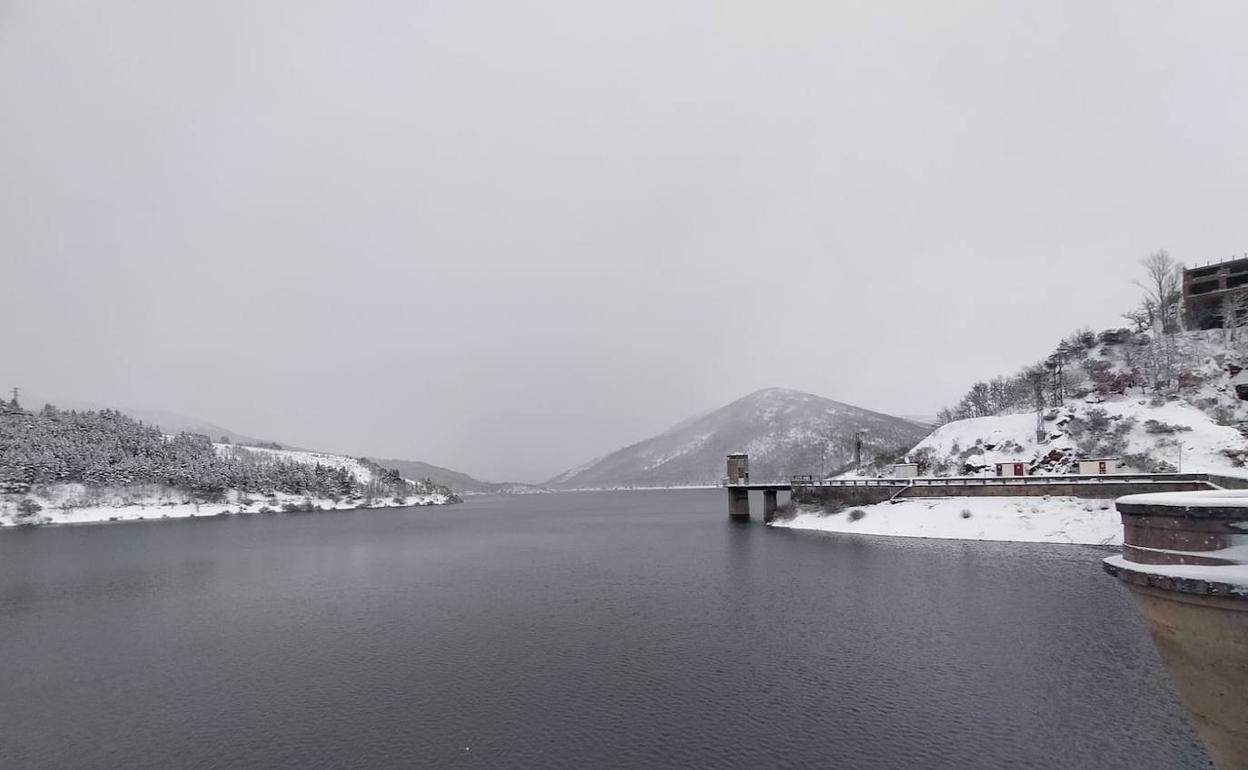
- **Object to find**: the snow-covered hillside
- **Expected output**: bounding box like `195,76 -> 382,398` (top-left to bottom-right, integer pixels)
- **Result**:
549,388 -> 932,489
0,482 -> 456,527
2,443 -> 460,528
0,401 -> 461,528
215,444 -> 377,483
900,329 -> 1248,478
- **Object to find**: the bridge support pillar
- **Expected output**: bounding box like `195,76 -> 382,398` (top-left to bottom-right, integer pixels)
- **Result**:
763,489 -> 778,523
728,488 -> 750,521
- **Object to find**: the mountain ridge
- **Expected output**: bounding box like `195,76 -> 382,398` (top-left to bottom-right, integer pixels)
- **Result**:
547,387 -> 932,488
15,392 -> 535,495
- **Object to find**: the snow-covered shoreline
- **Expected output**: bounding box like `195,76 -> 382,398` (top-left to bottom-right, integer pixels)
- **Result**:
772,496 -> 1122,545
0,483 -> 456,529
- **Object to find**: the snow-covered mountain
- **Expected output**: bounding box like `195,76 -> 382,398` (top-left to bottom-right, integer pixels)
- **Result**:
366,457 -> 551,495
547,387 -> 932,489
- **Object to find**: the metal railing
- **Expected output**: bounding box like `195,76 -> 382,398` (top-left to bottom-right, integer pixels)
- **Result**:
721,472 -> 1238,489
786,472 -> 1222,488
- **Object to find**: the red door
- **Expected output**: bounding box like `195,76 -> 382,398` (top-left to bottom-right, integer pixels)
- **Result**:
1098,461 -> 1106,475
1013,463 -> 1024,476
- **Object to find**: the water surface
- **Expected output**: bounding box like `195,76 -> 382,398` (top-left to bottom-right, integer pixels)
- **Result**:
0,489 -> 1210,768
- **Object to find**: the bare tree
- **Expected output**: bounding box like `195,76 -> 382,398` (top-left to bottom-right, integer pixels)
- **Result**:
1135,250 -> 1183,390
1122,304 -> 1152,334
1221,292 -> 1248,347
1137,250 -> 1183,332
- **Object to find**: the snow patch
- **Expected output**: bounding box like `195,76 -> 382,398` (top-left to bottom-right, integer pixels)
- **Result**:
773,496 -> 1121,545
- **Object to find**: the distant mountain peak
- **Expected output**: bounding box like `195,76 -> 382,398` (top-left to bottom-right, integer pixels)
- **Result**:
740,386 -> 817,401
547,388 -> 931,488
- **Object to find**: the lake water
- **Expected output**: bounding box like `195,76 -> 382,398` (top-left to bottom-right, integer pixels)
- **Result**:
0,489 -> 1211,768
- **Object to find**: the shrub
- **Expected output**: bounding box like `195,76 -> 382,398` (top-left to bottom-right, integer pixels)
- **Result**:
771,501 -> 796,520
813,501 -> 845,517
847,509 -> 866,522
1221,448 -> 1248,468
1097,328 -> 1131,345
960,509 -> 972,519
1083,408 -> 1111,433
1144,419 -> 1192,435
1210,405 -> 1236,426
15,498 -> 42,517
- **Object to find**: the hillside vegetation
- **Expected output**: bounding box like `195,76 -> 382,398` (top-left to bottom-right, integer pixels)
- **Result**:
0,400 -> 459,525
902,253 -> 1248,477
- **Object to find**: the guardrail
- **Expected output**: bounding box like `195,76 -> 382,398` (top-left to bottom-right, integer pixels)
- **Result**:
786,472 -> 1225,488
721,472 -> 1243,489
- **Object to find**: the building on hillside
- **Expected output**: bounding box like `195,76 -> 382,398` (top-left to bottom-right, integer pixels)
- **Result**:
891,463 -> 919,478
725,453 -> 749,485
995,461 -> 1028,477
1077,458 -> 1120,475
1183,256 -> 1248,329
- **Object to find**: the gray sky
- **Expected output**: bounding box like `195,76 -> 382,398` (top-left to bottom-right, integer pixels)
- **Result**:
2,1 -> 1246,482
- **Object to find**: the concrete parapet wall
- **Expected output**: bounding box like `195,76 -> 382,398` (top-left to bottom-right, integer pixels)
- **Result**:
792,486 -> 898,507
901,481 -> 1216,499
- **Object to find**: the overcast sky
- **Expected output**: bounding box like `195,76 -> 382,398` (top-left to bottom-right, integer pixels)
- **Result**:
2,2 -> 1246,482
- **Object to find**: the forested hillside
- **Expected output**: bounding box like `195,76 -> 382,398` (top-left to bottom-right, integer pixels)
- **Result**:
0,400 -> 459,524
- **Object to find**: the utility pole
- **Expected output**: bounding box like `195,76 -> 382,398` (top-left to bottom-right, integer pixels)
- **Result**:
854,431 -> 864,471
1178,440 -> 1184,473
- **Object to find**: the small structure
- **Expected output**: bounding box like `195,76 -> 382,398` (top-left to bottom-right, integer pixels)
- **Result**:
725,453 -> 749,485
891,463 -> 920,479
1078,457 -> 1120,475
995,461 -> 1028,477
725,454 -> 750,520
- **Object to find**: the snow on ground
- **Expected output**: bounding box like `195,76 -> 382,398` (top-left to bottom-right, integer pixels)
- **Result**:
772,496 -> 1122,545
0,482 -> 454,528
908,395 -> 1248,477
214,444 -> 374,483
